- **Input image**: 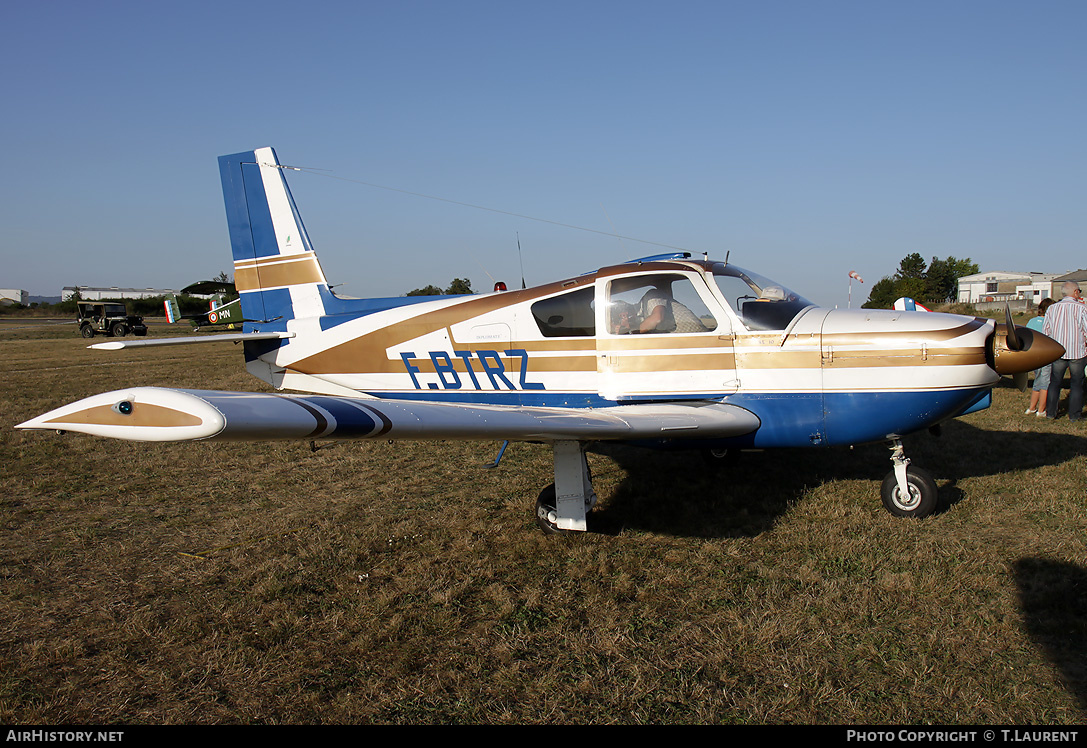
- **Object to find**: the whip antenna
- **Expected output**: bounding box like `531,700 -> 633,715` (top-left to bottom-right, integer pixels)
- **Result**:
517,233 -> 527,289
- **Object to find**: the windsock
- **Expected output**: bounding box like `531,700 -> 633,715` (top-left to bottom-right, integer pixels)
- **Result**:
849,271 -> 864,282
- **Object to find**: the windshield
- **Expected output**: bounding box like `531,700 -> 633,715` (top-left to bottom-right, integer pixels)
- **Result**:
711,263 -> 814,331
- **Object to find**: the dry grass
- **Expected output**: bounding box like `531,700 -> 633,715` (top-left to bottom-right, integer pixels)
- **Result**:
2,319 -> 1086,724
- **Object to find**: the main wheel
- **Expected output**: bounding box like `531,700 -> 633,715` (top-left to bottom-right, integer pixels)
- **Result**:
535,484 -> 564,534
80,325 -> 95,339
880,466 -> 938,518
534,482 -> 596,535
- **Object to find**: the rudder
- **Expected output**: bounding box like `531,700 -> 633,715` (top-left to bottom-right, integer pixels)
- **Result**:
218,147 -> 329,323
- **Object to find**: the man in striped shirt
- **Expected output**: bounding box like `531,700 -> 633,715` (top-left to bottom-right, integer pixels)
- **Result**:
1042,281 -> 1087,421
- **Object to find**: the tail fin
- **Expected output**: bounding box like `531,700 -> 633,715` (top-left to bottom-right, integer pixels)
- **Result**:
218,147 -> 330,324
164,296 -> 180,324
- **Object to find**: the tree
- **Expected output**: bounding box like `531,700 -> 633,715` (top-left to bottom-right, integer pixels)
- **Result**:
405,278 -> 475,296
406,284 -> 443,296
445,278 -> 473,295
924,256 -> 979,302
865,277 -> 898,309
862,254 -> 979,309
895,253 -> 928,281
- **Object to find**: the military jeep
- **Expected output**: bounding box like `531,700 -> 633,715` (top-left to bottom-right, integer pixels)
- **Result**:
76,302 -> 148,338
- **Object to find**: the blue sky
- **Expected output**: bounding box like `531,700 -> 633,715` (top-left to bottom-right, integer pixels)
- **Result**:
3,1 -> 1084,308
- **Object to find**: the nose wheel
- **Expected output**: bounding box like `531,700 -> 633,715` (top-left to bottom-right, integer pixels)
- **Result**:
881,439 -> 938,518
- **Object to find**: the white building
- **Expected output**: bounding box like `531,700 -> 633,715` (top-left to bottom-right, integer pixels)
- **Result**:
0,289 -> 29,305
61,286 -> 183,301
957,272 -> 1058,305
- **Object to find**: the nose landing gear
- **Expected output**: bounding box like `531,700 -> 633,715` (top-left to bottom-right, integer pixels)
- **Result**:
882,438 -> 938,518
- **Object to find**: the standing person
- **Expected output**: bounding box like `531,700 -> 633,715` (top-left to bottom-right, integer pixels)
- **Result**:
1043,282 -> 1087,421
1026,298 -> 1054,416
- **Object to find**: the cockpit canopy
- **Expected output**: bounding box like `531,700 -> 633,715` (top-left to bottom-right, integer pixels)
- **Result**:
526,260 -> 816,339
711,263 -> 814,331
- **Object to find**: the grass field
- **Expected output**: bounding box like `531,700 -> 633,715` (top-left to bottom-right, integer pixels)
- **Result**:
2,319 -> 1086,724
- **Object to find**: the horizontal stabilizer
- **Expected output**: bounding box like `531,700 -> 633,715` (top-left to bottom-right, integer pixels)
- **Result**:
17,388 -> 761,443
89,332 -> 294,350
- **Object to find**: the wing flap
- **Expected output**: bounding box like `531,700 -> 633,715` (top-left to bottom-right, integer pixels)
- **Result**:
17,388 -> 760,443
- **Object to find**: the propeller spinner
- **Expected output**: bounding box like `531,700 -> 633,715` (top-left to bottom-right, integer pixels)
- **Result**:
990,304 -> 1064,390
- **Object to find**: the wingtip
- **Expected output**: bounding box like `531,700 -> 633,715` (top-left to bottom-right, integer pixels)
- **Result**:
11,388 -> 226,441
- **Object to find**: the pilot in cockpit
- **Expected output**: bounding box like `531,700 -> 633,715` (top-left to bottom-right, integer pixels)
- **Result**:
637,284 -> 710,334
609,301 -> 640,334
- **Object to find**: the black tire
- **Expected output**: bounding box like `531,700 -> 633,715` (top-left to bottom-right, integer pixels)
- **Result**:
535,484 -> 564,535
80,325 -> 95,339
534,482 -> 596,535
111,322 -> 127,337
880,465 -> 939,518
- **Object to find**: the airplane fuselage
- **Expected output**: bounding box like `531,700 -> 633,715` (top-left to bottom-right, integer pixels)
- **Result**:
238,258 -> 1002,449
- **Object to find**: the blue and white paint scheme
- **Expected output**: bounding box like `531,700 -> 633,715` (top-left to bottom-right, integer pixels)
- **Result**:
17,147 -> 1065,532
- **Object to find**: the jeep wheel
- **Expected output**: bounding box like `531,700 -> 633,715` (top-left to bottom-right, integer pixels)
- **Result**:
80,325 -> 95,339
111,322 -> 128,337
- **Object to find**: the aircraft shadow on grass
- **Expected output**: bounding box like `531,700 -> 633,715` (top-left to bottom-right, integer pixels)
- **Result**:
582,418 -> 1087,538
581,439 -> 1087,714
1014,558 -> 1087,712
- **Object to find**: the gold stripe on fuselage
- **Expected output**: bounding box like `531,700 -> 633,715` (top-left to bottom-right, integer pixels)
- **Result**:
288,277 -> 597,375
820,318 -> 988,347
597,334 -> 734,351
602,352 -> 737,373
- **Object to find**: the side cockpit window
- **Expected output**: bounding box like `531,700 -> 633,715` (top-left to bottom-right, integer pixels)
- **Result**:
607,274 -> 717,334
531,286 -> 595,337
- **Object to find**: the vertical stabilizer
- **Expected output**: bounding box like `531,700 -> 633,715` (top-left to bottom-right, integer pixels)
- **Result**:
218,147 -> 329,323
164,296 -> 180,324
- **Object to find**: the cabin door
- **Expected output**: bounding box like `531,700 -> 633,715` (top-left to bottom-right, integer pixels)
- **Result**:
596,271 -> 738,401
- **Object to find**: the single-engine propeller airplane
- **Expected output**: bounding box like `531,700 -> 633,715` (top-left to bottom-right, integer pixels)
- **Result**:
17,147 -> 1065,532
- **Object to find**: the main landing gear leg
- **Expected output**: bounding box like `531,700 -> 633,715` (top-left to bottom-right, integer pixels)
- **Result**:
535,440 -> 597,534
880,438 -> 939,518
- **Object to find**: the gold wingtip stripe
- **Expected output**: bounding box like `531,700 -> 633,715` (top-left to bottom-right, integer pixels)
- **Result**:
43,403 -> 203,428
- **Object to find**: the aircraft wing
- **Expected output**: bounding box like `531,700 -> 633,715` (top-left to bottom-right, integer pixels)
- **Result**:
16,387 -> 761,443
88,332 -> 294,350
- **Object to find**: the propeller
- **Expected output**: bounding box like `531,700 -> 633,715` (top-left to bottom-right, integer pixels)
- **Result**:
1004,304 -> 1026,390
1004,303 -> 1022,351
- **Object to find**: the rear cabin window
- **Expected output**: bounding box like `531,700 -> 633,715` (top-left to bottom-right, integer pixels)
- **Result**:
531,287 -> 596,337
